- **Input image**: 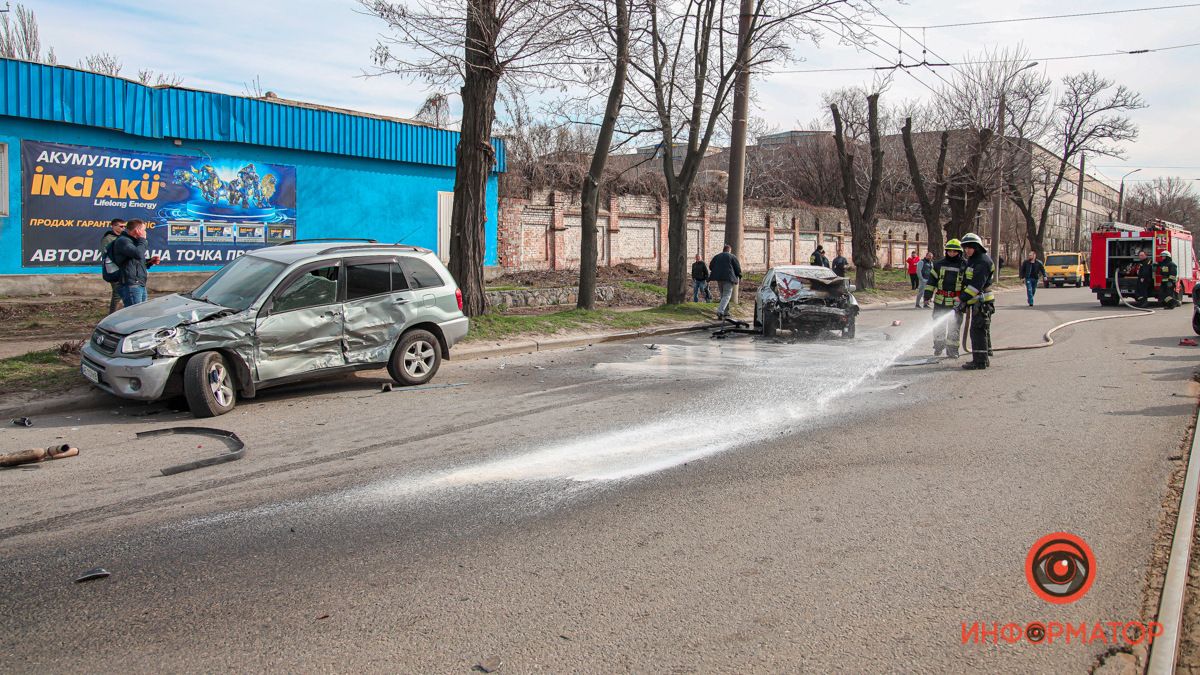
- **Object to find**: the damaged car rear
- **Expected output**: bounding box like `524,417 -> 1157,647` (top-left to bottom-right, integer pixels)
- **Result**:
753,265 -> 860,338
81,243 -> 468,418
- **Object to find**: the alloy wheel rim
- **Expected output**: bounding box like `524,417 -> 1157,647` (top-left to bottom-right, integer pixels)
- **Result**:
403,340 -> 435,378
208,362 -> 233,406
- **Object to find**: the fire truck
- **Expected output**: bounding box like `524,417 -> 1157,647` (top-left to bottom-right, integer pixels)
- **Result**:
1090,220 -> 1198,306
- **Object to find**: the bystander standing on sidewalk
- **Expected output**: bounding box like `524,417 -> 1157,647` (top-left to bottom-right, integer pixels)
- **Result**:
809,245 -> 830,268
100,218 -> 126,314
1019,251 -> 1047,306
831,248 -> 849,278
690,254 -> 711,302
709,245 -> 742,319
111,219 -> 160,307
906,252 -> 920,290
915,251 -> 934,308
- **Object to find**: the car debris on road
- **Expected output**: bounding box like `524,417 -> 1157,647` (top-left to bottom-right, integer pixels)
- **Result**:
135,426 -> 245,476
0,444 -> 79,467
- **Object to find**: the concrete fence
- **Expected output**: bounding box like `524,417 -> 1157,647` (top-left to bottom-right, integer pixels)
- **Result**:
498,190 -> 931,273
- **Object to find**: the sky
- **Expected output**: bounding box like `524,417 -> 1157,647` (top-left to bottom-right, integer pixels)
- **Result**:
34,0 -> 1200,191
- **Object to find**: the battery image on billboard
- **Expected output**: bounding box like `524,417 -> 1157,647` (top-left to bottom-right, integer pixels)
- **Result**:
236,225 -> 266,243
203,223 -> 236,244
167,221 -> 202,244
267,225 -> 295,245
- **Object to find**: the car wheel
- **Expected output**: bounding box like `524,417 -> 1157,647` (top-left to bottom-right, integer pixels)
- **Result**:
1193,312 -> 1200,335
1099,295 -> 1119,307
184,351 -> 237,418
389,329 -> 441,386
842,315 -> 856,339
762,310 -> 779,338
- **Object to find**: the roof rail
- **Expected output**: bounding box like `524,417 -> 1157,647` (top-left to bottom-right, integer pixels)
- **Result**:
317,243 -> 426,255
277,238 -> 378,246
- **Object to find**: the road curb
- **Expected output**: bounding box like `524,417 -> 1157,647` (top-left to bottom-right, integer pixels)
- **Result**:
0,388 -> 115,420
1147,407 -> 1200,674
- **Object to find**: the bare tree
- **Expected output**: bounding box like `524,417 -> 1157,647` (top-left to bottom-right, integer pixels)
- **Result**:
0,4 -> 54,64
900,118 -> 948,254
627,0 -> 849,304
78,52 -> 123,76
137,69 -> 183,87
415,92 -> 453,128
363,0 -> 581,316
830,92 -> 882,290
1007,71 -> 1144,256
577,0 -> 631,310
1128,177 -> 1200,227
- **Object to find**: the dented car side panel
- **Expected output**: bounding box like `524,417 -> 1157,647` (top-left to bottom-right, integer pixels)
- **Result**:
343,290 -> 415,364
254,304 -> 347,382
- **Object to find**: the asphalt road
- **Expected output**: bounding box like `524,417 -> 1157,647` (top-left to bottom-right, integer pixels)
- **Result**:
1,287 -> 1197,673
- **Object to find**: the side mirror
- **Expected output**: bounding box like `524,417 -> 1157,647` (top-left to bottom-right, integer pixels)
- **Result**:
848,284 -> 857,292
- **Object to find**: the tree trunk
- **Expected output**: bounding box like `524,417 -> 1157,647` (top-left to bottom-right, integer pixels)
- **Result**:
448,0 -> 500,317
900,119 -> 947,255
666,193 -> 690,304
577,0 -> 629,310
831,96 -> 882,289
722,0 -> 753,306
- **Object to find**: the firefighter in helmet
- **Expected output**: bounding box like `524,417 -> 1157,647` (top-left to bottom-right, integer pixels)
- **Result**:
1158,249 -> 1180,309
954,232 -> 996,370
923,238 -> 968,358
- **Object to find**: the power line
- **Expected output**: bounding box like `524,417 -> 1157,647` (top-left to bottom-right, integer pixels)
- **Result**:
1094,164 -> 1200,169
770,41 -> 1200,74
861,3 -> 1200,30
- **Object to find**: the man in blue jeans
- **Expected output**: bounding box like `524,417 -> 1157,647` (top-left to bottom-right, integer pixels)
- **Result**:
690,254 -> 711,302
111,219 -> 160,306
1019,251 -> 1046,306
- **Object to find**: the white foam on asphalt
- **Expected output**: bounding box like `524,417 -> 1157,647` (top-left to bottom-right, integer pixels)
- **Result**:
376,317 -> 946,490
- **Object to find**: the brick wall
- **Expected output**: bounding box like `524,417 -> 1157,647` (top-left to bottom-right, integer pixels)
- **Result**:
497,189 -> 930,273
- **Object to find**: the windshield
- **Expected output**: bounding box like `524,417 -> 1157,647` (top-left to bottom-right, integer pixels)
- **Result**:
188,255 -> 287,311
1046,255 -> 1078,266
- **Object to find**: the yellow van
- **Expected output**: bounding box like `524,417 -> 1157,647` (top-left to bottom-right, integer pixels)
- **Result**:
1043,252 -> 1089,288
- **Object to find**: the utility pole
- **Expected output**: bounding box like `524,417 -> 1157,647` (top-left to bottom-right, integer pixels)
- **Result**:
723,0 -> 753,305
990,91 -> 1006,264
1073,153 -> 1085,250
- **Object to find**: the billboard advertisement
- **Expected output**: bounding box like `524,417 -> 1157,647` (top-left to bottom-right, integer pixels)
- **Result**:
20,140 -> 297,267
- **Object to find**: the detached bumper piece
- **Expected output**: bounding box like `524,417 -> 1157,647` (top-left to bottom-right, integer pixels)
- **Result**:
137,426 -> 246,476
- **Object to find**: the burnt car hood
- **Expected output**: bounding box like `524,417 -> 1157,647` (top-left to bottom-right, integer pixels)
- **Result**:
772,270 -> 849,300
98,294 -> 232,335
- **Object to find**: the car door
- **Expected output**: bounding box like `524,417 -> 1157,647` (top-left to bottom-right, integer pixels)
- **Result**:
254,261 -> 346,382
342,257 -> 417,364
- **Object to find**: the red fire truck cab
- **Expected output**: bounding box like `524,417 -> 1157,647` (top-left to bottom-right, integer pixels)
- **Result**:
1089,220 -> 1198,306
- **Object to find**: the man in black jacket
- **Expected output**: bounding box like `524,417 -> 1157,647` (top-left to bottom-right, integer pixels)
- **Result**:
1018,251 -> 1046,306
690,254 -> 711,302
831,248 -> 848,278
100,218 -> 126,313
1134,250 -> 1155,307
809,245 -> 830,268
111,220 -> 160,306
709,245 -> 742,319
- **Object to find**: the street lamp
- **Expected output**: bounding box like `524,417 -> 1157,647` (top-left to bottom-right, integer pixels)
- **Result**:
1117,168 -> 1142,222
991,61 -> 1039,265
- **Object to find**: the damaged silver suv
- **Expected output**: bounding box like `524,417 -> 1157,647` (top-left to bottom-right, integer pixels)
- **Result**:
81,241 -> 468,417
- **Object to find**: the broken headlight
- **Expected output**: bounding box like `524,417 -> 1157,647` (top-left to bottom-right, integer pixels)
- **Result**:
119,327 -> 179,356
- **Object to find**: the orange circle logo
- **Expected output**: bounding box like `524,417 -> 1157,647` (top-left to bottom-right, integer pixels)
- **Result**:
1026,532 -> 1095,604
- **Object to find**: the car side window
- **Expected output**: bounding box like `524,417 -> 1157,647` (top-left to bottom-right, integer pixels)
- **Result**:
346,263 -> 392,301
399,257 -> 444,289
273,265 -> 339,313
390,262 -> 410,291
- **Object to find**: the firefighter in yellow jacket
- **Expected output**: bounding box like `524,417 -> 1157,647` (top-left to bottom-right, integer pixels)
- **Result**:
923,239 -> 968,358
954,233 -> 996,370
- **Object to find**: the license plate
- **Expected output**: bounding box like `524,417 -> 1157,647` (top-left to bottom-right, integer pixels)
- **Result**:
81,363 -> 100,384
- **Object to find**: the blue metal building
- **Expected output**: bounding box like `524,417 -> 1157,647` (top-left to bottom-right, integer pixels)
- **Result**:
0,58 -> 504,278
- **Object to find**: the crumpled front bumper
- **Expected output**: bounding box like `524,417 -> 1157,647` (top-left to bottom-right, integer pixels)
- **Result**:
81,342 -> 180,401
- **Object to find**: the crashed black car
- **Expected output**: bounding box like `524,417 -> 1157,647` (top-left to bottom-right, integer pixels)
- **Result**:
753,265 -> 860,338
